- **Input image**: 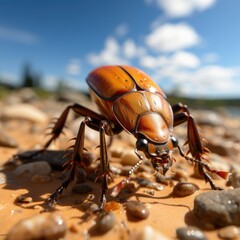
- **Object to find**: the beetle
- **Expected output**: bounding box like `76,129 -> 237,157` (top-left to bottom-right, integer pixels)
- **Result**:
19,65 -> 228,208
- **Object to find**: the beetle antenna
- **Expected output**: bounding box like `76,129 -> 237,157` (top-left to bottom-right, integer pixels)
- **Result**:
110,149 -> 143,197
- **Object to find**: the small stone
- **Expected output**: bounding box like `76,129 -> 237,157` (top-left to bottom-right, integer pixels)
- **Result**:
172,182 -> 199,197
0,129 -> 18,148
155,173 -> 169,185
1,103 -> 48,123
176,226 -> 208,240
76,168 -> 87,183
104,201 -> 121,212
121,150 -> 140,166
31,174 -> 52,183
110,145 -> 124,158
137,171 -> 152,180
138,178 -> 164,191
95,211 -> 116,234
193,189 -> 240,229
13,161 -> 52,178
172,169 -> 188,182
72,183 -> 93,194
227,172 -> 240,188
0,172 -> 7,184
217,225 -> 240,239
131,226 -> 169,240
7,212 -> 67,240
15,195 -> 33,204
125,201 -> 150,220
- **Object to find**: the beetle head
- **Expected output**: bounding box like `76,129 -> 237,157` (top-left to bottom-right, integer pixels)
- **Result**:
136,135 -> 179,175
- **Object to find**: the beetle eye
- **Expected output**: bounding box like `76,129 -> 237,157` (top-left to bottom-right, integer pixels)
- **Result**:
136,138 -> 148,151
171,136 -> 178,148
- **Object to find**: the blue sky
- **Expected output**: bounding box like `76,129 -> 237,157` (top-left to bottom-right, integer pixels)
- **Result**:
0,0 -> 240,98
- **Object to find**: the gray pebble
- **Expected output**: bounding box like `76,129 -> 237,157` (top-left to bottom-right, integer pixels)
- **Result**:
0,172 -> 7,184
138,178 -> 164,191
173,182 -> 199,197
72,183 -> 93,194
227,172 -> 240,188
95,211 -> 116,233
13,161 -> 52,177
125,201 -> 150,220
193,189 -> 240,229
176,226 -> 208,240
155,173 -> 169,185
7,212 -> 67,240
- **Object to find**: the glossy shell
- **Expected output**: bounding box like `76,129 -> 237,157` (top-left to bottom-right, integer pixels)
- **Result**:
86,65 -> 173,144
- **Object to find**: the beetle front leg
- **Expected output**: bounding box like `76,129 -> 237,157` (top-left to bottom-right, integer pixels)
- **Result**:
172,103 -> 227,189
45,117 -> 89,206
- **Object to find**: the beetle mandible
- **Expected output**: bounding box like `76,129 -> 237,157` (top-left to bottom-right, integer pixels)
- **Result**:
26,65 -> 228,208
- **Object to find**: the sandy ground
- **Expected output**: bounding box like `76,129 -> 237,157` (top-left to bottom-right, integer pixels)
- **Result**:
0,117 -> 230,240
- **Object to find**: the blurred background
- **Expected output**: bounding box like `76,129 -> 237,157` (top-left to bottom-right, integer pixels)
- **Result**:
0,0 -> 240,111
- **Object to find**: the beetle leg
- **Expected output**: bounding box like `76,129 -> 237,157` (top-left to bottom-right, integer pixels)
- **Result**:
98,120 -> 114,209
45,117 -> 89,206
172,103 -> 227,189
45,103 -> 105,149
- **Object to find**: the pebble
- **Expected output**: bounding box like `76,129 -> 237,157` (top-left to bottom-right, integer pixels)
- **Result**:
13,161 -> 52,178
217,225 -> 240,239
76,167 -> 87,183
193,189 -> 240,229
1,103 -> 48,123
125,201 -> 150,220
0,129 -> 18,148
15,195 -> 33,204
130,226 -> 170,240
0,172 -> 7,184
31,174 -> 52,183
227,172 -> 240,188
121,150 -> 141,166
95,211 -> 116,234
104,201 -> 121,212
138,178 -> 164,191
72,183 -> 93,194
155,173 -> 169,185
176,226 -> 208,240
7,212 -> 67,240
110,145 -> 124,158
172,169 -> 188,182
15,150 -> 95,170
172,182 -> 199,197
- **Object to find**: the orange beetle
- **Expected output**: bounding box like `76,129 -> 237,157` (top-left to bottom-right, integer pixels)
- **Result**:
15,65 -> 228,208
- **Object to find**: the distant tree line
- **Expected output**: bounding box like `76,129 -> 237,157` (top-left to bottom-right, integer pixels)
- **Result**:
21,64 -> 42,88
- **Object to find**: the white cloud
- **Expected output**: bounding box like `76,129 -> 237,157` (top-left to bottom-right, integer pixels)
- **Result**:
123,39 -> 146,59
145,23 -> 200,52
0,25 -> 39,44
155,65 -> 240,97
151,0 -> 216,18
87,37 -> 146,66
171,51 -> 200,68
140,51 -> 200,69
115,23 -> 129,37
87,37 -> 129,66
202,52 -> 219,63
66,59 -> 81,76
